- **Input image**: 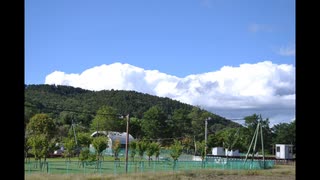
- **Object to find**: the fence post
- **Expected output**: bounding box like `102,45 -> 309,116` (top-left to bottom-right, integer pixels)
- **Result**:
84,162 -> 86,175
67,161 -> 69,175
114,161 -> 117,175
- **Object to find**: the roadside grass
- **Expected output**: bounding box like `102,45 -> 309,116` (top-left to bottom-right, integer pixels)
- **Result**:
25,164 -> 295,180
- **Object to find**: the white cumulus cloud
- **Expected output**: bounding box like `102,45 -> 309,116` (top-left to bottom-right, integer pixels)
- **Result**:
45,61 -> 295,111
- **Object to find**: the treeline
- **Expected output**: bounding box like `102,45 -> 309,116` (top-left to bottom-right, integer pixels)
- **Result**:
25,84 -> 239,142
24,84 -> 295,155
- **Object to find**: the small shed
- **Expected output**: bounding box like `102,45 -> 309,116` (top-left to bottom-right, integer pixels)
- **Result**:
212,147 -> 225,156
275,144 -> 293,159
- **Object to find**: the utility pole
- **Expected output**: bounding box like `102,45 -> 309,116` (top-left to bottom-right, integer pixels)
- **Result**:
205,117 -> 211,161
243,116 -> 265,169
125,114 -> 130,173
71,119 -> 78,146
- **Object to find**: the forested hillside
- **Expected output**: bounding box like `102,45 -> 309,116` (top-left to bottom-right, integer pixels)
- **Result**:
25,84 -> 239,140
25,84 -> 295,155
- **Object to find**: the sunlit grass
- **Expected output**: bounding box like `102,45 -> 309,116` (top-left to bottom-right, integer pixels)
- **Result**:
25,164 -> 295,180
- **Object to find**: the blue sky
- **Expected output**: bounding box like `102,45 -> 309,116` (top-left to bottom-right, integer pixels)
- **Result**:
25,0 -> 295,125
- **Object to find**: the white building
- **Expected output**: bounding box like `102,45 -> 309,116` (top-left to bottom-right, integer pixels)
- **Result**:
225,149 -> 240,156
212,147 -> 225,156
275,144 -> 294,159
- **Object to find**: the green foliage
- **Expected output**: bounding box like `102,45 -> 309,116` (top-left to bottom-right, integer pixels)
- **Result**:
215,128 -> 241,150
26,113 -> 56,139
141,106 -> 168,139
92,136 -> 108,161
26,113 -> 58,163
181,136 -> 193,154
195,141 -> 206,161
56,124 -> 70,141
25,84 -> 242,149
154,142 -> 161,161
244,114 -> 273,154
90,105 -> 124,132
63,138 -> 76,161
24,84 -> 194,120
170,140 -> 183,161
128,117 -> 143,139
146,142 -> 157,160
272,120 -> 295,153
112,139 -> 121,159
187,107 -> 212,141
137,140 -> 148,160
28,134 -> 47,160
79,148 -> 90,161
146,142 -> 159,166
24,101 -> 39,128
77,132 -> 92,148
129,141 -> 137,161
188,107 -> 204,140
171,108 -> 192,137
78,148 -> 96,168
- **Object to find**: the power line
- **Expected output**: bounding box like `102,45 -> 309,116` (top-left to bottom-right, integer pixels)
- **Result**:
24,104 -> 124,117
227,118 -> 246,121
133,136 -> 187,142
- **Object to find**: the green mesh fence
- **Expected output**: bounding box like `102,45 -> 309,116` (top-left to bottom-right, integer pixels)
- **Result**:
25,158 -> 274,175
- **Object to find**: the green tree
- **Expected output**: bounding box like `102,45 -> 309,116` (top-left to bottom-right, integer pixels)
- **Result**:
195,141 -> 206,167
90,106 -> 123,132
77,132 -> 92,148
24,132 -> 31,163
141,106 -> 168,139
170,140 -> 183,170
187,107 -> 209,141
92,136 -> 108,162
78,148 -> 95,168
137,140 -> 148,161
154,142 -> 161,161
171,108 -> 192,137
24,102 -> 39,128
56,124 -> 70,141
26,113 -> 56,139
272,120 -> 296,154
181,136 -> 193,154
27,134 -> 47,169
244,114 -> 273,154
26,113 -> 57,166
215,128 -> 243,152
59,111 -> 76,125
129,117 -> 143,139
129,141 -> 137,162
112,139 -> 121,160
63,138 -> 76,162
146,142 -> 158,166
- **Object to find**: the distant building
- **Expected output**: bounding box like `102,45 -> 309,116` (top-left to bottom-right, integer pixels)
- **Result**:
212,147 -> 225,156
225,149 -> 240,156
90,131 -> 135,155
275,144 -> 293,159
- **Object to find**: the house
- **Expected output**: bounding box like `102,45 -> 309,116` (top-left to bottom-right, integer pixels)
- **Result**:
90,131 -> 135,155
275,144 -> 293,159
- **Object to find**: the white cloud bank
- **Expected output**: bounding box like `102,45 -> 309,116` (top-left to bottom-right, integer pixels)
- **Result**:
45,61 -> 295,123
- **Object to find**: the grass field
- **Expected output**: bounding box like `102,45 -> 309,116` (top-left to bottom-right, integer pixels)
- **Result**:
25,164 -> 295,180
